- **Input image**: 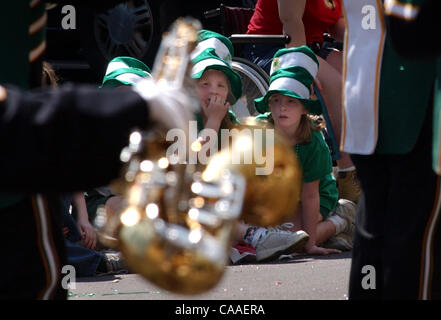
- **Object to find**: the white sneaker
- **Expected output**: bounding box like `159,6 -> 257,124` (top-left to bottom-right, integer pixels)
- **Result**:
230,242 -> 257,265
253,223 -> 309,262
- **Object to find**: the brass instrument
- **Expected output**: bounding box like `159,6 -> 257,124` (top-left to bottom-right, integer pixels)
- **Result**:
96,17 -> 246,294
205,117 -> 302,227
95,17 -> 302,295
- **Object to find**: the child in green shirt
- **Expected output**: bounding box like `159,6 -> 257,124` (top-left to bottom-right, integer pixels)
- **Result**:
254,46 -> 356,255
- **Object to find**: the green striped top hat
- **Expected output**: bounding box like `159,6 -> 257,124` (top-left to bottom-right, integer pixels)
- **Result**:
101,56 -> 152,88
254,46 -> 322,115
191,30 -> 242,104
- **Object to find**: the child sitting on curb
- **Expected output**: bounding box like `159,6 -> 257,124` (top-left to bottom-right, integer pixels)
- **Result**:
254,46 -> 356,255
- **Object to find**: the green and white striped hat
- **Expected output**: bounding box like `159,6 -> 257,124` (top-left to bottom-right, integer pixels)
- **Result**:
191,30 -> 242,104
254,46 -> 322,115
101,56 -> 152,88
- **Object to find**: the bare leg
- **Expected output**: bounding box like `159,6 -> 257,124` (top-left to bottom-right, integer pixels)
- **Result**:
291,209 -> 336,245
233,221 -> 251,242
315,215 -> 337,246
325,50 -> 342,74
105,195 -> 124,217
316,56 -> 355,169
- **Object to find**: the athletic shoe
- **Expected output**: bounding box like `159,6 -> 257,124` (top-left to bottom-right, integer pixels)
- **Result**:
230,241 -> 257,265
104,252 -> 129,274
253,223 -> 309,262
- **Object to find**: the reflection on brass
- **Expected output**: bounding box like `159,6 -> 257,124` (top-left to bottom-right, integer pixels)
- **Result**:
203,118 -> 302,226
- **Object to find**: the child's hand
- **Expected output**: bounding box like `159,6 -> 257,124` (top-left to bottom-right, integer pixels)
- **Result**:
77,218 -> 97,250
203,94 -> 230,123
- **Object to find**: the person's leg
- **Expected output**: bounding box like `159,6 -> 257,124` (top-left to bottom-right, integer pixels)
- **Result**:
293,203 -> 354,249
64,239 -> 104,277
350,106 -> 440,299
348,154 -> 388,299
1,195 -> 67,299
325,50 -> 342,74
315,214 -> 337,246
316,56 -> 361,202
290,207 -> 343,248
105,195 -> 124,218
381,109 -> 438,299
85,189 -> 117,224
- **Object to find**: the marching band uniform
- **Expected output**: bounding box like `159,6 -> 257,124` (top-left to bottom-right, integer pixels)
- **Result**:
342,0 -> 441,299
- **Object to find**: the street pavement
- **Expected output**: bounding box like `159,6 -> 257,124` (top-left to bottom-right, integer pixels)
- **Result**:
68,251 -> 352,300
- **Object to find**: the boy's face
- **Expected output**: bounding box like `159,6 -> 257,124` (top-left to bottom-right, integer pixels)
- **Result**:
196,69 -> 229,109
269,93 -> 306,130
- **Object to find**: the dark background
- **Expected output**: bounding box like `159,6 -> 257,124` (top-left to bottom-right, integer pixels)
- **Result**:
45,0 -> 254,85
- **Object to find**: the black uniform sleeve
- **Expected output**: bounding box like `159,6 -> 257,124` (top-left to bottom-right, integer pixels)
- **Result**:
0,83 -> 150,192
386,0 -> 441,59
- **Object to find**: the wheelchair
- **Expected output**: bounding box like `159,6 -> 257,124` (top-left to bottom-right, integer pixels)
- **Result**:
203,3 -> 342,161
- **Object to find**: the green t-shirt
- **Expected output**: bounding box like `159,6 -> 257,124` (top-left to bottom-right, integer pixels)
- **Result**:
256,113 -> 338,215
294,130 -> 338,215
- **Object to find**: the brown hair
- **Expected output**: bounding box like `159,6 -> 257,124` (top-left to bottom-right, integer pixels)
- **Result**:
268,113 -> 325,144
295,114 -> 325,144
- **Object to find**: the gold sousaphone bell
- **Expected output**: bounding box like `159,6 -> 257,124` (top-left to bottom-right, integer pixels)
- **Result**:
94,17 -> 302,295
202,117 -> 302,227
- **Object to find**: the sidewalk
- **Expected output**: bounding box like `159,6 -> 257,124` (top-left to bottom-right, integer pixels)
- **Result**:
68,251 -> 352,300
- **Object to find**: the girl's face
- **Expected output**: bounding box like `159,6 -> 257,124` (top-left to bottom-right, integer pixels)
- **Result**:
269,93 -> 307,130
196,69 -> 229,108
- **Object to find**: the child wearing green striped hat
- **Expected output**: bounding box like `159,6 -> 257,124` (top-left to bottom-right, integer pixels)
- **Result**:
191,30 -> 310,264
101,56 -> 152,89
85,56 -> 152,243
255,46 -> 356,255
191,30 -> 242,136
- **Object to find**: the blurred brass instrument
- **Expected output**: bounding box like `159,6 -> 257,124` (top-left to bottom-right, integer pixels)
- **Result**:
204,117 -> 302,227
95,17 -> 302,295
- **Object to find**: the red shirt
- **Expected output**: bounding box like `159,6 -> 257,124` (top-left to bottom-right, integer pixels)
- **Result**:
303,0 -> 342,44
247,0 -> 283,35
247,0 -> 342,45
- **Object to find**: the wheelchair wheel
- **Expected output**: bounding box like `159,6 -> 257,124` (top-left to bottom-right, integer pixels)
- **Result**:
231,57 -> 269,117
